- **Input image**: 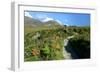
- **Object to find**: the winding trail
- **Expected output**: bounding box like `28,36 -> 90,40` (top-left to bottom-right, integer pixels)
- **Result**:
62,36 -> 79,59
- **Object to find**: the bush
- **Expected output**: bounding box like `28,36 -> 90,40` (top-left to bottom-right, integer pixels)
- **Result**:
70,32 -> 90,58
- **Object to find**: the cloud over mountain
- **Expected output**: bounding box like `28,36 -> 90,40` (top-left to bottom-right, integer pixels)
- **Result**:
24,12 -> 63,25
25,12 -> 33,18
41,17 -> 54,22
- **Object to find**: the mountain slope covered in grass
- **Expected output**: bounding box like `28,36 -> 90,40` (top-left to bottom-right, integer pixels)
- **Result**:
24,16 -> 90,61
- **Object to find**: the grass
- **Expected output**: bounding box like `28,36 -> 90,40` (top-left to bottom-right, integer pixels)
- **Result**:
24,25 -> 90,61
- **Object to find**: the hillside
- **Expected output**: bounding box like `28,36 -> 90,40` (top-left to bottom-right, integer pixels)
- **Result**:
24,16 -> 62,27
24,16 -> 63,33
24,16 -> 43,27
24,16 -> 90,61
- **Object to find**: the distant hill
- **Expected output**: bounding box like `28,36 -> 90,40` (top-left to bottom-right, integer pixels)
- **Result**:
24,16 -> 43,27
44,20 -> 61,25
43,20 -> 62,28
24,16 -> 63,28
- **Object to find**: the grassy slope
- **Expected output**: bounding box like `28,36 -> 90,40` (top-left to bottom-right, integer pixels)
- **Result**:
24,25 -> 90,61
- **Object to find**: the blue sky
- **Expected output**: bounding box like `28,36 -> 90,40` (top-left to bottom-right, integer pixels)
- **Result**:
25,11 -> 90,26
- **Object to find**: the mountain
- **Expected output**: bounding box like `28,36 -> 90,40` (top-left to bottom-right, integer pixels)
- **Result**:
24,16 -> 62,28
45,20 -> 62,25
43,20 -> 62,27
24,16 -> 43,27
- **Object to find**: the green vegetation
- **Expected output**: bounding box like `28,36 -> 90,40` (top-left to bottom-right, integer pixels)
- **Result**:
24,15 -> 90,61
24,25 -> 90,61
69,26 -> 90,58
24,26 -> 67,61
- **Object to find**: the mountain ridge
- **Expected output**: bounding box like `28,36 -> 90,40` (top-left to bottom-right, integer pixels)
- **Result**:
24,16 -> 63,27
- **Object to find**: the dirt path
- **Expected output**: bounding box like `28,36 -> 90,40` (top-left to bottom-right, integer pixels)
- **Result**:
62,35 -> 80,59
62,36 -> 73,59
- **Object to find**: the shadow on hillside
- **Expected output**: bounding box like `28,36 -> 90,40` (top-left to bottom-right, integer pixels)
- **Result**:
64,39 -> 90,59
64,40 -> 80,59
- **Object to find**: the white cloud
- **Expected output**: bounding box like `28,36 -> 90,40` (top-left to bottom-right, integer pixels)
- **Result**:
24,12 -> 65,25
42,17 -> 54,22
33,14 -> 53,22
37,15 -> 63,24
56,20 -> 62,24
25,12 -> 32,18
